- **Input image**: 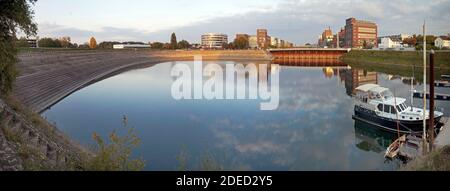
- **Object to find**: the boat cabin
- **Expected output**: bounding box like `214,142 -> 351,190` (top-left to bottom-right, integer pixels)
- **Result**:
354,84 -> 425,121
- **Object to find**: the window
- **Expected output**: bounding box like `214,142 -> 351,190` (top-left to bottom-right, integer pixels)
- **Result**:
396,105 -> 402,112
384,105 -> 390,113
378,104 -> 383,111
390,106 -> 397,114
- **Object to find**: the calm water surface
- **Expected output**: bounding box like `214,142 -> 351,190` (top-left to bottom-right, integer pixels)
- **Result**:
43,61 -> 450,171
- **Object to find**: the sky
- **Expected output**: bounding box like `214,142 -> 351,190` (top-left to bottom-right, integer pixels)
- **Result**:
32,0 -> 450,45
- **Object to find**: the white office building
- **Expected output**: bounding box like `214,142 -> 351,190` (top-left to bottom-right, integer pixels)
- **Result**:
379,37 -> 402,49
201,33 -> 228,49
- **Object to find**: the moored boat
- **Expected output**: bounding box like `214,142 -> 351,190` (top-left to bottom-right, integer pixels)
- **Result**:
352,84 -> 443,134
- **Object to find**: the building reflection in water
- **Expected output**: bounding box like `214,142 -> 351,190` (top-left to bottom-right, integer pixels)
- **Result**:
339,68 -> 378,96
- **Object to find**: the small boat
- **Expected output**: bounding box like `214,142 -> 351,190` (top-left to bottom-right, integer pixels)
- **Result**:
385,135 -> 406,159
353,84 -> 444,133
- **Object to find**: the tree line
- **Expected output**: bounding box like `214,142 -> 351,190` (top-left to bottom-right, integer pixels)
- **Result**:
15,32 -> 258,50
402,34 -> 450,50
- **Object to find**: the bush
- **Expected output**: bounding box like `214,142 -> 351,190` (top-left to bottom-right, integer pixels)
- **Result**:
83,127 -> 145,171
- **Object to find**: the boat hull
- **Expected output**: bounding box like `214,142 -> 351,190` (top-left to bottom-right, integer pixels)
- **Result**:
354,105 -> 442,134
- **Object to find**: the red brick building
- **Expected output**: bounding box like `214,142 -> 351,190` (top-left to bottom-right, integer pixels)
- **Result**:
257,29 -> 270,49
344,18 -> 378,48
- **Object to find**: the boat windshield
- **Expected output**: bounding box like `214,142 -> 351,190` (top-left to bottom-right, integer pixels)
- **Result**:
396,103 -> 408,112
380,90 -> 394,100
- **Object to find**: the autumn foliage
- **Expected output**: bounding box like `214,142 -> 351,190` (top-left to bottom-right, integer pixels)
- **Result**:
89,37 -> 97,49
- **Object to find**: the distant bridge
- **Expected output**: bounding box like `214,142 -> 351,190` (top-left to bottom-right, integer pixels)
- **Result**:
268,48 -> 351,66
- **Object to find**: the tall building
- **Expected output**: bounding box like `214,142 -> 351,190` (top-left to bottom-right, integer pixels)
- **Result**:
319,27 -> 334,47
344,18 -> 378,48
201,33 -> 228,49
257,29 -> 270,49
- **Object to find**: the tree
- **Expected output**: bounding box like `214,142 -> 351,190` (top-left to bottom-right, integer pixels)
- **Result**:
38,37 -> 61,47
233,36 -> 249,49
98,41 -> 120,49
228,42 -> 235,49
177,40 -> 190,49
163,43 -> 171,49
58,36 -> 71,48
170,32 -> 177,49
151,42 -> 164,49
222,42 -> 229,49
15,37 -> 30,48
0,0 -> 37,94
403,37 -> 417,46
89,37 -> 97,49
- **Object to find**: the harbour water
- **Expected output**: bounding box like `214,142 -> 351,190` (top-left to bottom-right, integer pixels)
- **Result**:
42,61 -> 450,170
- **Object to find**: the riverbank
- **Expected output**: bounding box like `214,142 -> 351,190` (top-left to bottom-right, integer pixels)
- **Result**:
342,50 -> 450,80
342,50 -> 450,68
0,95 -> 89,170
403,146 -> 450,171
15,49 -> 270,113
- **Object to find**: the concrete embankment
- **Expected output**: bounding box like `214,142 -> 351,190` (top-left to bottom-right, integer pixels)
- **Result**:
14,49 -> 270,113
0,97 -> 89,170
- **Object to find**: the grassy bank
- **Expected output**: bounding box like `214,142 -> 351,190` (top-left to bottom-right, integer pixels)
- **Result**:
403,146 -> 450,171
343,50 -> 450,81
1,95 -> 145,171
342,50 -> 450,68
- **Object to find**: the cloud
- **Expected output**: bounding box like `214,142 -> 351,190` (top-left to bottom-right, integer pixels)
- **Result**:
35,0 -> 450,45
145,0 -> 450,44
37,22 -> 152,44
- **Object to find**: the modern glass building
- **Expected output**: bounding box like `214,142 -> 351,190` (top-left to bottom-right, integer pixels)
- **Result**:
201,33 -> 228,49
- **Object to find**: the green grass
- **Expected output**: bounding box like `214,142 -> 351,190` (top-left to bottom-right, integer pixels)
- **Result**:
343,50 -> 450,68
343,50 -> 450,81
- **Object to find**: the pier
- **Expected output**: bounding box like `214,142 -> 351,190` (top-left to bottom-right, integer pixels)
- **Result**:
268,48 -> 351,66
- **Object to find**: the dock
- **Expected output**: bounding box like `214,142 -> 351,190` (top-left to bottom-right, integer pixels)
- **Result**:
386,117 -> 450,160
413,91 -> 450,101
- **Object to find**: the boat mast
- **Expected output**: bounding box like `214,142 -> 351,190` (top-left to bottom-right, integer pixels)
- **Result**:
411,64 -> 414,111
422,21 -> 427,154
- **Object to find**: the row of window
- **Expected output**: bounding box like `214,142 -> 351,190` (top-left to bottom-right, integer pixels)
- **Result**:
378,104 -> 397,114
377,103 -> 408,115
358,27 -> 377,33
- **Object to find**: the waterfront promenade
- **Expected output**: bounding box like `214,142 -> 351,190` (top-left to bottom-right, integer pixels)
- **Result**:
14,50 -> 270,113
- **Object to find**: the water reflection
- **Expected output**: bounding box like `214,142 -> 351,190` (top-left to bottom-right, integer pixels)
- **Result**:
42,61 -> 447,171
354,120 -> 395,154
